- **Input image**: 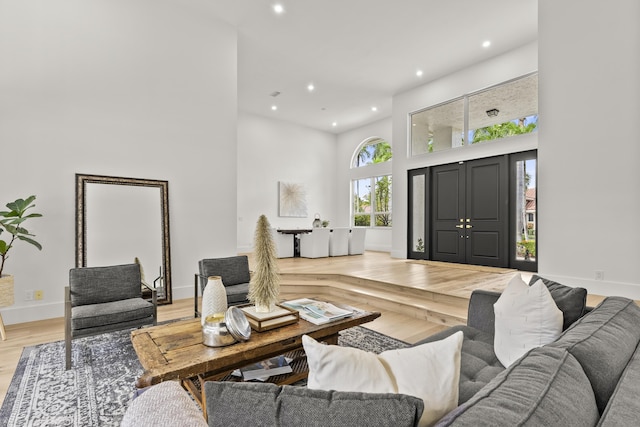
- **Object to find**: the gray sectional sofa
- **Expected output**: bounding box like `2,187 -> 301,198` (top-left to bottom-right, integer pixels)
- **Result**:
122,276 -> 640,427
428,281 -> 640,426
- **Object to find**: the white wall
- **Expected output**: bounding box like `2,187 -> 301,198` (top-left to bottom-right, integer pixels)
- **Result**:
336,117 -> 393,252
538,0 -> 640,297
236,112 -> 338,252
0,0 -> 238,324
391,42 -> 539,258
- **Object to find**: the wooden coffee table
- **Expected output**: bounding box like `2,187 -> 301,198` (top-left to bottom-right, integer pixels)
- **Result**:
131,306 -> 380,406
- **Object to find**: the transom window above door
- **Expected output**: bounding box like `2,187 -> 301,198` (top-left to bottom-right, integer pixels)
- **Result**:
410,73 -> 538,156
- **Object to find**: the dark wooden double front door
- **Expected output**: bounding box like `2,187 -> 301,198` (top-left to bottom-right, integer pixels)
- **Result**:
412,156 -> 508,267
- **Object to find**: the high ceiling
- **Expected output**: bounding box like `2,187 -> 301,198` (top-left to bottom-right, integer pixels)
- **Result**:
191,0 -> 538,133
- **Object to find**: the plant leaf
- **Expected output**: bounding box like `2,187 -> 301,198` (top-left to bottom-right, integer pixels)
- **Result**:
17,235 -> 42,250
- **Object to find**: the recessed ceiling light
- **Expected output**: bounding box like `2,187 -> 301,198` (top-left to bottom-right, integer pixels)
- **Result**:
482,40 -> 491,48
332,122 -> 337,127
307,83 -> 315,92
271,105 -> 278,111
371,106 -> 378,112
273,4 -> 284,14
416,70 -> 423,77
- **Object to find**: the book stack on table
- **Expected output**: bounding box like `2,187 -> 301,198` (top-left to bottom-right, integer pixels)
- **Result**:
236,355 -> 293,381
240,305 -> 299,332
280,298 -> 354,325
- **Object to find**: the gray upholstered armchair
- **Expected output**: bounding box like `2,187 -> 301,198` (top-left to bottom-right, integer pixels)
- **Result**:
65,263 -> 157,370
195,255 -> 251,318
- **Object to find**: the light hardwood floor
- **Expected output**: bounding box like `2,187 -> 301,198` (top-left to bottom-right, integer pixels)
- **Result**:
0,251 -> 599,404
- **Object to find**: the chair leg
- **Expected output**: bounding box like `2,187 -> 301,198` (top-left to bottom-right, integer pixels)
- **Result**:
65,333 -> 71,370
0,312 -> 7,341
65,286 -> 72,370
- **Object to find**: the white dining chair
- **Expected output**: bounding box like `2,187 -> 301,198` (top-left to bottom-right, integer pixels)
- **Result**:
299,228 -> 330,258
329,228 -> 350,256
271,228 -> 294,258
348,228 -> 367,255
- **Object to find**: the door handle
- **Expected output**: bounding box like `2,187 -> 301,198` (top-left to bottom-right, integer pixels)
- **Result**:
455,225 -> 464,229
466,225 -> 473,229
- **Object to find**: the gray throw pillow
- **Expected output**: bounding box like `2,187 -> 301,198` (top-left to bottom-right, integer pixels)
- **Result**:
204,381 -> 424,427
529,275 -> 587,330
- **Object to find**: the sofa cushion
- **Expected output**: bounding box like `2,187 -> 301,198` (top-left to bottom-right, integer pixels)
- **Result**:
303,332 -> 462,427
549,296 -> 640,413
494,275 -> 563,367
71,297 -> 154,330
121,381 -> 207,427
69,264 -> 142,306
597,343 -> 640,426
71,298 -> 155,331
224,283 -> 250,304
199,256 -> 251,288
435,347 -> 600,427
204,382 -> 424,427
414,325 -> 504,405
529,274 -> 587,330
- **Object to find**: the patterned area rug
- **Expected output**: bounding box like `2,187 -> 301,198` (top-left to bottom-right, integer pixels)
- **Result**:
0,325 -> 408,426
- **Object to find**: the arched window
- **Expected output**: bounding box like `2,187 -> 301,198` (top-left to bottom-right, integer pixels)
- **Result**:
352,138 -> 392,168
351,138 -> 392,227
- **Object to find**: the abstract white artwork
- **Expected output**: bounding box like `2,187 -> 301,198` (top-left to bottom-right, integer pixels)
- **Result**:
279,181 -> 307,217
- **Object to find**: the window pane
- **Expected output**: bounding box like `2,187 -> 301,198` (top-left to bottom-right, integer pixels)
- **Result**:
374,175 -> 392,227
410,98 -> 464,155
374,175 -> 392,211
354,214 -> 371,227
468,74 -> 538,144
353,179 -> 370,214
514,158 -> 536,262
353,139 -> 392,167
412,174 -> 425,252
375,214 -> 392,227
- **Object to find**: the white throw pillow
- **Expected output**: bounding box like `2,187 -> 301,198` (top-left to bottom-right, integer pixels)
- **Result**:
494,274 -> 563,368
302,331 -> 463,427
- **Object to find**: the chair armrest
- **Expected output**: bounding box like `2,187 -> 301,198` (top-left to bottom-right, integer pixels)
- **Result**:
141,281 -> 158,325
194,273 -> 205,318
466,289 -> 502,335
141,280 -> 156,293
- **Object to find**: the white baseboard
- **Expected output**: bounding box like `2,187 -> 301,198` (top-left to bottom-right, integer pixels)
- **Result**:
0,284 -> 196,326
1,301 -> 62,325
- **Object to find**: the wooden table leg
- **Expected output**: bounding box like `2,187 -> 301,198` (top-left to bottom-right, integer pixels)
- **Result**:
324,333 -> 339,345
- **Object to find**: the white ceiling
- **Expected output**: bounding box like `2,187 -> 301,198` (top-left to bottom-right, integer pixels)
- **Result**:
191,0 -> 538,134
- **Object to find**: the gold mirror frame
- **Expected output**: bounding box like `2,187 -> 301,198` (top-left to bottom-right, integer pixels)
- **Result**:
75,174 -> 172,304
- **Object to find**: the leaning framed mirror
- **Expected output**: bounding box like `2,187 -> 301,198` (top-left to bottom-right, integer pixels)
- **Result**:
75,174 -> 172,304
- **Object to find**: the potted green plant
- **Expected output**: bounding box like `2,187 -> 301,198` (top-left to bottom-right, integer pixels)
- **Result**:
0,196 -> 43,328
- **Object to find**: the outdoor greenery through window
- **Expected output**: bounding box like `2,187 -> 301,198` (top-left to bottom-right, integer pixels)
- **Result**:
352,139 -> 392,227
410,73 -> 538,155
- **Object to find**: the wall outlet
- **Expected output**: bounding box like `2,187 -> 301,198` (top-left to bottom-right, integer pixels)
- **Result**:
595,270 -> 604,281
25,290 -> 34,301
34,290 -> 44,300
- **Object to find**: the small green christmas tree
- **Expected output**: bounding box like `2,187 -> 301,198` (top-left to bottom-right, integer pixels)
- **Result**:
248,215 -> 280,312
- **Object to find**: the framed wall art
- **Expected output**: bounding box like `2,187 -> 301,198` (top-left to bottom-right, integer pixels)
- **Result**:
278,181 -> 307,217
